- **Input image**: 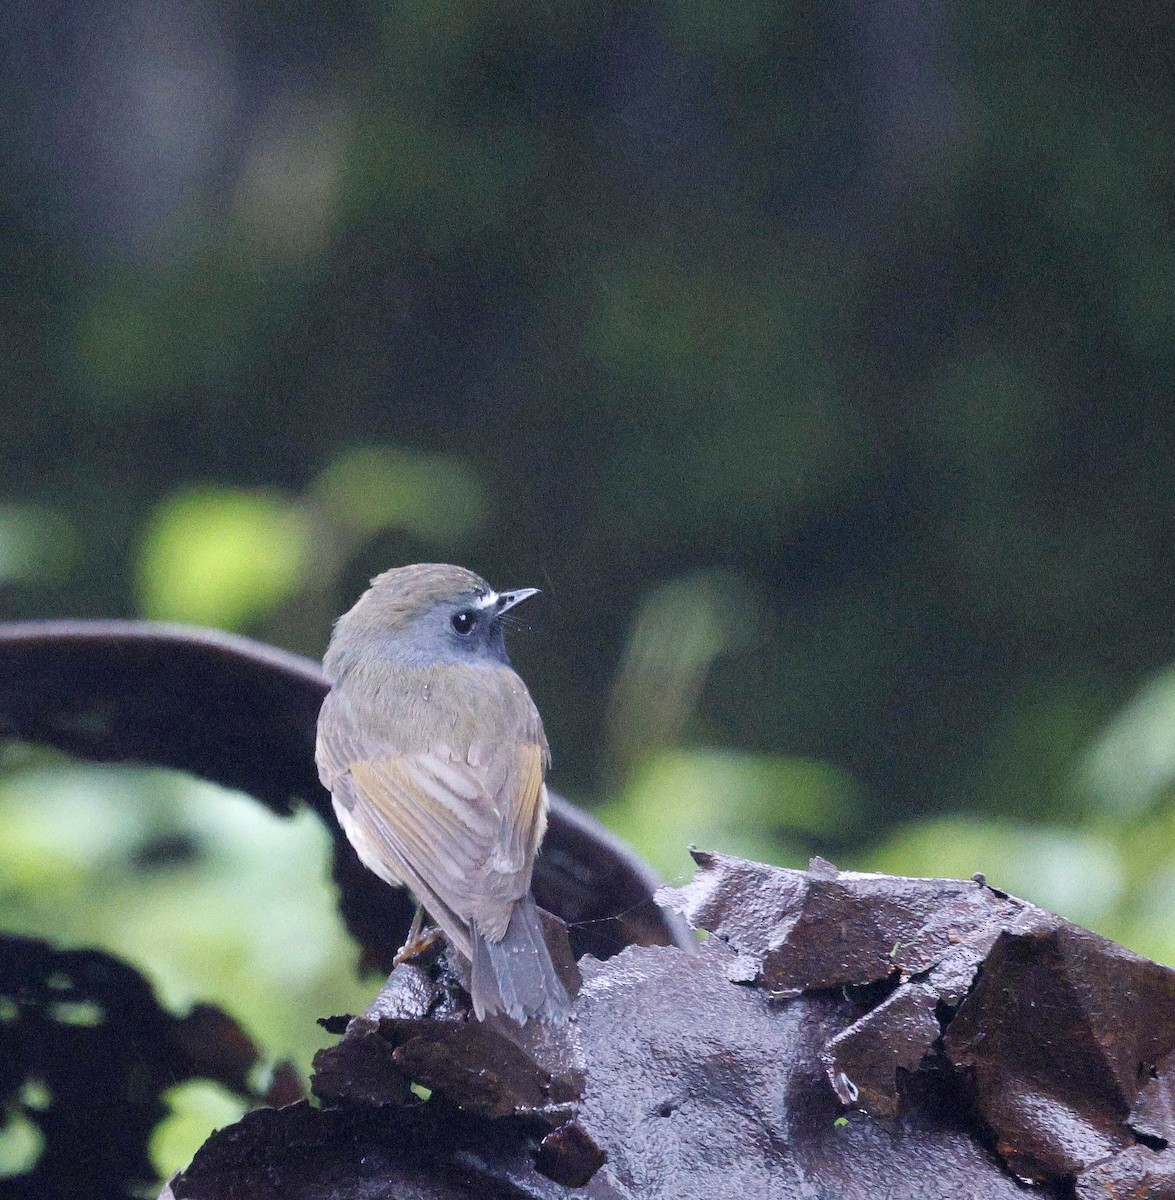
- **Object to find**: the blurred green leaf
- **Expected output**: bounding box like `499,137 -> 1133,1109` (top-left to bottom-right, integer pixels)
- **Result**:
150,1082 -> 247,1183
1119,863 -> 1175,968
0,1110 -> 42,1178
313,445 -> 486,546
0,763 -> 375,1087
135,487 -> 313,630
866,816 -> 1124,931
1080,664 -> 1175,818
598,747 -> 861,881
0,766 -> 148,889
604,571 -> 763,773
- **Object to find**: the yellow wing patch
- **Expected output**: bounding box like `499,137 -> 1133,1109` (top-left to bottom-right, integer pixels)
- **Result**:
347,742 -> 547,943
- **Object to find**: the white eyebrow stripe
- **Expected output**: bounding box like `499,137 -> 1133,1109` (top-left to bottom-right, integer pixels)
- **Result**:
473,591 -> 499,610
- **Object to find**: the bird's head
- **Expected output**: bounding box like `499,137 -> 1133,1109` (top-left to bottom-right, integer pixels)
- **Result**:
325,562 -> 540,676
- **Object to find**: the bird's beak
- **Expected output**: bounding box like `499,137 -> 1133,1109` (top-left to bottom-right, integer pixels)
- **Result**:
495,587 -> 540,614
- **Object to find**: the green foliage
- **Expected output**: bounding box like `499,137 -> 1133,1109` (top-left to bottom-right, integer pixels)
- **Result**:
150,1083 -> 248,1185
0,753 -> 376,1175
136,488 -> 313,630
314,446 -> 485,545
0,1109 -> 42,1178
598,747 -> 860,880
868,817 -> 1123,930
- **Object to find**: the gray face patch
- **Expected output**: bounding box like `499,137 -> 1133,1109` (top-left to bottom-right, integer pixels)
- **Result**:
391,594 -> 512,668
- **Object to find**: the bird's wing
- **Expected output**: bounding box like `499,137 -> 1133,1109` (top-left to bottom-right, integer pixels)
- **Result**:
333,736 -> 548,947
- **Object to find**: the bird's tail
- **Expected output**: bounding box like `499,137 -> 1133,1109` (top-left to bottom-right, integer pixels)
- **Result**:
470,895 -> 573,1024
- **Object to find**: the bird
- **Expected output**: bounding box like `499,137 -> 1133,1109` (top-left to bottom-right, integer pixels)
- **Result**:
315,562 -> 572,1023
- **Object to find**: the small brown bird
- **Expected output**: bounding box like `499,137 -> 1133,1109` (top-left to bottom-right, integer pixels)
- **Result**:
315,563 -> 572,1023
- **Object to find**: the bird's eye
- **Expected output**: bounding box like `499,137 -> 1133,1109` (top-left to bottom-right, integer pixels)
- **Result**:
451,610 -> 477,636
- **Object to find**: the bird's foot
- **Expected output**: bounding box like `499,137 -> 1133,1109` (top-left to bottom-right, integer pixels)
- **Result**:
393,925 -> 444,966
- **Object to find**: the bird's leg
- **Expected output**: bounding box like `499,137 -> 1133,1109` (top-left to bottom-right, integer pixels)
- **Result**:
405,903 -> 423,945
393,903 -> 443,965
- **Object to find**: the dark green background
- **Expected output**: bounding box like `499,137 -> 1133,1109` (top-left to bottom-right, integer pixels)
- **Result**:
3,0 -> 1175,1177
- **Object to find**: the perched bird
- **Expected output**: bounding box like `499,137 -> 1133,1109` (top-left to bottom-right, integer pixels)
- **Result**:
315,563 -> 572,1023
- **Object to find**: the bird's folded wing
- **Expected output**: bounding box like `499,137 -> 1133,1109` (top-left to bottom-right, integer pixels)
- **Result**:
347,741 -> 546,942
315,690 -> 370,790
